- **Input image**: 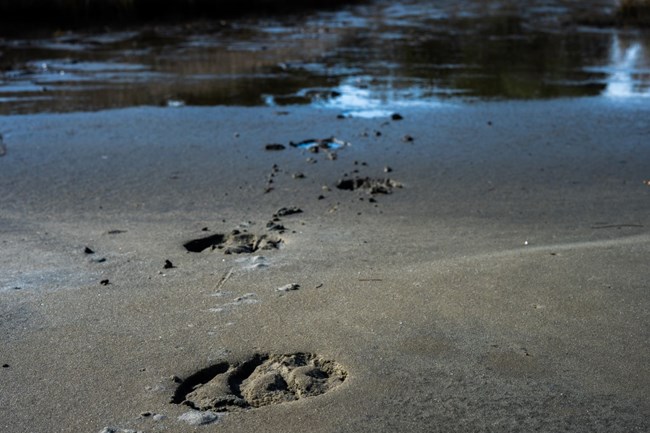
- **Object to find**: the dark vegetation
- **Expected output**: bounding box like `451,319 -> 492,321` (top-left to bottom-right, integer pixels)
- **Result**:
616,0 -> 650,26
0,0 -> 363,29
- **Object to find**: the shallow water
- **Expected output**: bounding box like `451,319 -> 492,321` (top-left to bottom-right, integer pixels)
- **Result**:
0,0 -> 648,114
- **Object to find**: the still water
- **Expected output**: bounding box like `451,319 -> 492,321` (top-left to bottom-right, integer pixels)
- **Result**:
0,0 -> 648,114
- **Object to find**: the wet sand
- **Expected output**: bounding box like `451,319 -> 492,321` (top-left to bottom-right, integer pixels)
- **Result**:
1,98 -> 649,432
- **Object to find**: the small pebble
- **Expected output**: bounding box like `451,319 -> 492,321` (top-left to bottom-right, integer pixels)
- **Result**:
391,113 -> 403,120
164,259 -> 175,269
84,247 -> 95,254
178,410 -> 220,426
100,279 -> 110,286
276,283 -> 300,292
384,166 -> 392,173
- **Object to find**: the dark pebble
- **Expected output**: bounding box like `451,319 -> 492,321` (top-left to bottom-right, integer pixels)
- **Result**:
391,113 -> 403,120
2,364 -> 9,368
164,260 -> 175,269
265,143 -> 286,151
100,279 -> 110,286
84,247 -> 95,254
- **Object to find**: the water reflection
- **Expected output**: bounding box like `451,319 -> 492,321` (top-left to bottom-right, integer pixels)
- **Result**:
602,35 -> 650,98
0,0 -> 649,114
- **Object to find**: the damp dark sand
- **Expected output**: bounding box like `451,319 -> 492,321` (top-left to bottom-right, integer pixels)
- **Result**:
1,99 -> 649,432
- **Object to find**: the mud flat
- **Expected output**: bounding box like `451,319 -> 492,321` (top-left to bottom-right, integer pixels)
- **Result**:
0,98 -> 649,432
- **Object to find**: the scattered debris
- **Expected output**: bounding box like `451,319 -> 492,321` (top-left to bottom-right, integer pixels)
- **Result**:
164,259 -> 175,269
276,283 -> 300,292
265,143 -> 286,151
84,247 -> 95,254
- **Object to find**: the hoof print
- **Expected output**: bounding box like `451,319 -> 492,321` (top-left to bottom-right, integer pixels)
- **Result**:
172,353 -> 346,411
184,231 -> 282,254
336,177 -> 402,194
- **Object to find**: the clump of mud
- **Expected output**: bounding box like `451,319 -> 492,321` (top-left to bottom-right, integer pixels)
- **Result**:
172,353 -> 347,411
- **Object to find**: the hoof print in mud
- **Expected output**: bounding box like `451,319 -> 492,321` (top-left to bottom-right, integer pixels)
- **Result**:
172,353 -> 347,411
184,231 -> 282,254
336,177 -> 402,194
